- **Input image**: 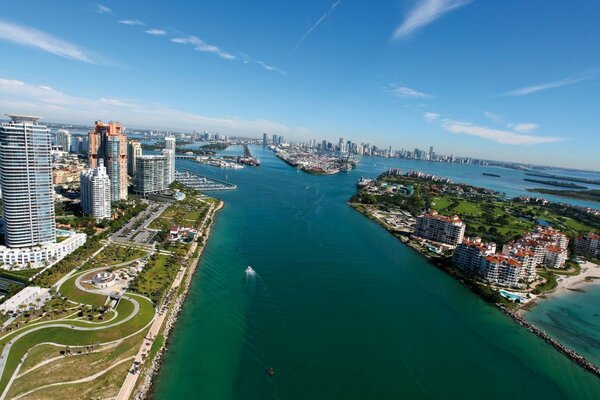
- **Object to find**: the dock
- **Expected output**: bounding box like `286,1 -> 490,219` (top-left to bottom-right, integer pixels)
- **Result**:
175,170 -> 237,191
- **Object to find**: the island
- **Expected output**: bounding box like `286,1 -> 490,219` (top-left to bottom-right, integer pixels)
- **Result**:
524,178 -> 587,189
350,168 -> 600,377
274,146 -> 356,175
525,172 -> 600,186
200,142 -> 229,151
527,188 -> 600,203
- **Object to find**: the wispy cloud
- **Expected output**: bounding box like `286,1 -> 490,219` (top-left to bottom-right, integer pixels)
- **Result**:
483,111 -> 503,124
501,72 -> 594,96
95,4 -> 112,14
291,0 -> 342,53
512,123 -> 538,133
145,28 -> 167,36
385,84 -> 434,99
172,35 -> 236,60
0,77 -> 308,135
441,119 -> 561,145
392,0 -> 472,40
254,61 -> 286,75
0,20 -> 95,63
119,19 -> 144,26
424,112 -> 440,121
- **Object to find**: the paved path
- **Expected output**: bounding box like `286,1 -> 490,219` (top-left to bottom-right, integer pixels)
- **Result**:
115,202 -> 217,400
11,356 -> 135,400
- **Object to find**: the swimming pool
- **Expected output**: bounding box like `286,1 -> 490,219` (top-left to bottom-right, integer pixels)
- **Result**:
499,289 -> 524,302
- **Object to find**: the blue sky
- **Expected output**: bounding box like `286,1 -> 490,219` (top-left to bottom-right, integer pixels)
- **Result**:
0,0 -> 599,169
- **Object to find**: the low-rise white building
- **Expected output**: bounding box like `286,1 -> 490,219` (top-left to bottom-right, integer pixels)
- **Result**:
0,233 -> 86,268
0,286 -> 49,313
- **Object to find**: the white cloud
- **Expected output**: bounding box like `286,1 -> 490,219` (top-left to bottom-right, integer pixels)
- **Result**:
0,78 -> 306,135
95,4 -> 112,14
0,20 -> 95,63
254,61 -> 286,75
441,119 -> 561,145
385,84 -> 434,99
392,0 -> 472,40
171,35 -> 236,60
501,70 -> 600,97
424,112 -> 440,121
483,111 -> 503,123
291,0 -> 342,53
145,28 -> 167,36
119,20 -> 144,26
512,123 -> 538,133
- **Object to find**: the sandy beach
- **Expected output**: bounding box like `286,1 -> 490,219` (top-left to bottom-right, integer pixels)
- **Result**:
523,261 -> 600,311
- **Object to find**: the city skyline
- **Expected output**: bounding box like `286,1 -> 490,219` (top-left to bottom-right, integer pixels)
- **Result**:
0,1 -> 599,169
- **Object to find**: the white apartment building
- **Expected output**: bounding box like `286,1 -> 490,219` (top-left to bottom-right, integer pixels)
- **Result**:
480,255 -> 522,288
502,226 -> 569,269
414,211 -> 466,247
452,237 -> 496,274
80,159 -> 112,219
574,232 -> 600,258
164,136 -> 176,184
55,129 -> 71,153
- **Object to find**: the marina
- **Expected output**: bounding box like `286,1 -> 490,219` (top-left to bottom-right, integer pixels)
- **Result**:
175,170 -> 237,191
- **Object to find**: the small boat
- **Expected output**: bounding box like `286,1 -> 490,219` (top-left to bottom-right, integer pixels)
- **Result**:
268,367 -> 275,376
245,266 -> 255,275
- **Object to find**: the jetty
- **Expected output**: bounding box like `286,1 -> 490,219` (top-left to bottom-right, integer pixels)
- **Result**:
175,170 -> 237,191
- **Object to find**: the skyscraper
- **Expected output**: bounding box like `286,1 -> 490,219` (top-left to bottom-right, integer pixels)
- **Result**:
272,134 -> 278,145
80,159 -> 111,219
127,140 -> 142,177
164,136 -> 176,184
0,115 -> 56,248
55,129 -> 71,153
88,121 -> 127,201
263,132 -> 268,146
135,155 -> 168,195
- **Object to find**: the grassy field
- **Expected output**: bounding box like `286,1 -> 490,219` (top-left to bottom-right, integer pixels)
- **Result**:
58,273 -> 107,307
0,293 -> 154,394
85,245 -> 148,270
6,329 -> 146,399
128,255 -> 178,304
430,195 -> 596,245
148,197 -> 208,231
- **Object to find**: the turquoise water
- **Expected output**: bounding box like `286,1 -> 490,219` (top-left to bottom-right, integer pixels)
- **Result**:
153,146 -> 600,399
526,286 -> 600,368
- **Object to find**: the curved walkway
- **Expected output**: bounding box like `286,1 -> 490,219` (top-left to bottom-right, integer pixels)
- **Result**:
0,262 -> 155,400
11,356 -> 135,400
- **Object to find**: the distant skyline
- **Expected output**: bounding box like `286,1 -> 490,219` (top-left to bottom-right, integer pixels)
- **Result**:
0,1 -> 599,169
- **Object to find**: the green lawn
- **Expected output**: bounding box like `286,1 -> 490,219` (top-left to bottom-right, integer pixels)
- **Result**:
128,255 -> 178,304
59,273 -> 107,307
0,293 -> 154,394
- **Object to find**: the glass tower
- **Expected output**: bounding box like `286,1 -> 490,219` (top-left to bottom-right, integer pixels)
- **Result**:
0,115 -> 56,248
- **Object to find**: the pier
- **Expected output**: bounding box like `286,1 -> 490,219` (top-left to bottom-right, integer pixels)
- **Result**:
175,170 -> 237,191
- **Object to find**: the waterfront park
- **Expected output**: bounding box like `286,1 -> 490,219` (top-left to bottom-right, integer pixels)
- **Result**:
0,185 -> 220,399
